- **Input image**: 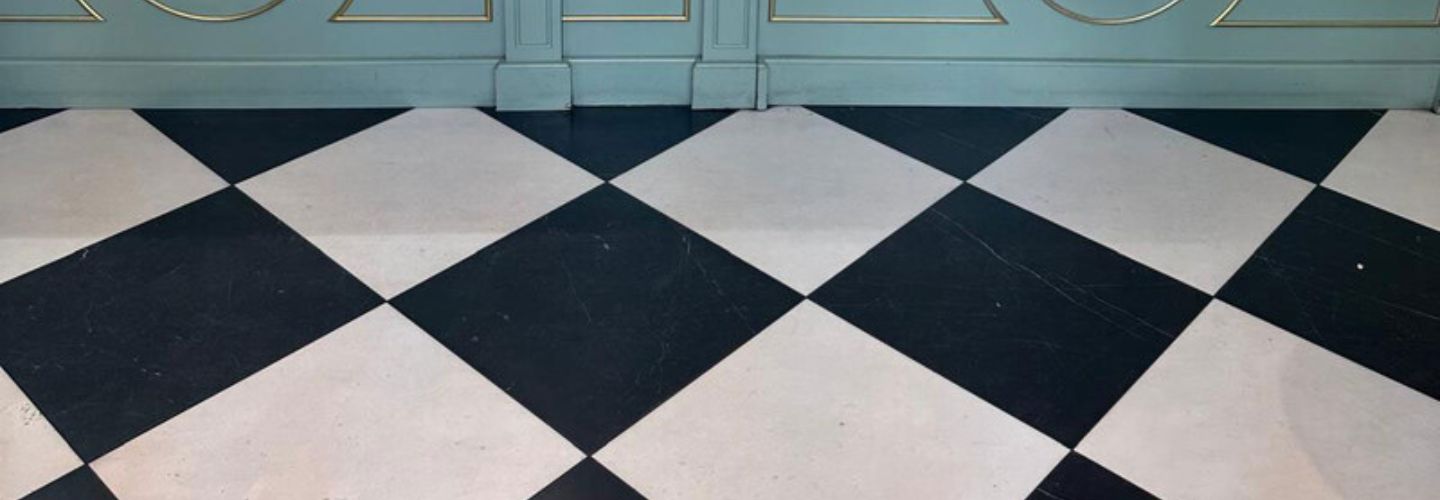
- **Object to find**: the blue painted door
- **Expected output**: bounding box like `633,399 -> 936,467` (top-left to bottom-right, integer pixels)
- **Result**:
759,0 -> 1440,108
2,0 -> 1438,109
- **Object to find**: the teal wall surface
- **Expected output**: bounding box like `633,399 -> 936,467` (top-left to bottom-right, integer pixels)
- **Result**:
2,0 -> 1438,109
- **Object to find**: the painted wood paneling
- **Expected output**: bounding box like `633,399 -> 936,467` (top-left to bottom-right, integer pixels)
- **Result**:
0,0 -> 1436,109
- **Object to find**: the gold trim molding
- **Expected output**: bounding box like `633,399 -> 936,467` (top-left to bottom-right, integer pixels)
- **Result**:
0,0 -> 103,22
769,0 -> 1006,24
143,0 -> 286,22
564,0 -> 689,22
1212,0 -> 1440,27
330,0 -> 492,22
1043,0 -> 1184,25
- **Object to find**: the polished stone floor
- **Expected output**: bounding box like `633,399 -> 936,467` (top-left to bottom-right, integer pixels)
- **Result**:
1,106 -> 1437,500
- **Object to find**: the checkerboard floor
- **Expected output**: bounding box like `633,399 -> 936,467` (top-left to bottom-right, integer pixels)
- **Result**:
1,105 -> 1437,500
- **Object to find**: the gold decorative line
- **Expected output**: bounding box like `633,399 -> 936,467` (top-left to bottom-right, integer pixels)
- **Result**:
1212,0 -> 1440,27
0,0 -> 103,22
769,0 -> 1006,24
143,0 -> 286,22
564,0 -> 689,22
330,0 -> 492,22
1043,0 -> 1184,25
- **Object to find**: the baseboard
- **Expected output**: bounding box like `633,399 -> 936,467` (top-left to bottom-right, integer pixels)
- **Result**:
763,57 -> 1440,109
693,62 -> 759,110
495,62 -> 573,111
0,59 -> 499,109
570,58 -> 694,106
4,57 -> 1435,110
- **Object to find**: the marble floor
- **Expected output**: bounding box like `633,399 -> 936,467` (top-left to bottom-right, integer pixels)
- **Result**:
1,105 -> 1437,500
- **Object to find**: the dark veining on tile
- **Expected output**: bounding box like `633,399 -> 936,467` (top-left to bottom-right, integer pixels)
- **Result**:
393,185 -> 800,453
812,185 -> 1209,446
0,188 -> 382,460
1219,187 -> 1440,400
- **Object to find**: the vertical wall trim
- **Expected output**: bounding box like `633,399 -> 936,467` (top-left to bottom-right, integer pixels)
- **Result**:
497,0 -> 573,110
693,0 -> 761,109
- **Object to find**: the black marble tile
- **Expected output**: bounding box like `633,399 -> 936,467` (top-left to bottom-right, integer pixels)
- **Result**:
1219,187 -> 1440,400
0,188 -> 382,460
1027,452 -> 1156,500
392,185 -> 801,453
1130,109 -> 1384,183
0,109 -> 62,134
136,109 -> 406,183
811,185 -> 1210,446
483,107 -> 732,180
809,106 -> 1064,180
22,466 -> 116,500
530,458 -> 646,500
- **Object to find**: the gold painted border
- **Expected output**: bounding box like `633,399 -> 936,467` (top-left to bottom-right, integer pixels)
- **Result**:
1043,0 -> 1184,25
143,0 -> 286,22
564,0 -> 689,22
1212,0 -> 1440,27
769,0 -> 1006,24
0,0 -> 103,22
330,0 -> 493,22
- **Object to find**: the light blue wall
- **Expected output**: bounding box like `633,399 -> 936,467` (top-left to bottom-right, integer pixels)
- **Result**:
1,0 -> 1437,109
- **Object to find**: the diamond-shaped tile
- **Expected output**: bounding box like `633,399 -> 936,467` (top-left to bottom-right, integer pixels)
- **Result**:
1027,452 -> 1157,500
0,189 -> 382,460
1323,110 -> 1440,231
1,368 -> 82,500
1131,109 -> 1384,182
19,466 -> 115,500
392,185 -> 801,453
811,185 -> 1210,446
138,108 -> 406,183
810,106 -> 1064,180
92,306 -> 582,500
241,108 -> 600,298
1080,301 -> 1440,499
598,302 -> 1067,499
531,458 -> 645,500
615,107 -> 959,294
971,109 -> 1312,293
0,109 -> 60,134
0,110 -> 227,285
1219,187 -> 1440,401
485,107 -> 732,180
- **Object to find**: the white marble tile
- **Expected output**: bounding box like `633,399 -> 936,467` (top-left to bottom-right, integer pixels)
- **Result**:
0,367 -> 83,500
1323,110 -> 1440,231
613,107 -> 960,294
240,108 -> 601,298
597,301 -> 1066,500
1079,300 -> 1440,500
92,305 -> 583,500
970,109 -> 1313,293
0,110 -> 227,285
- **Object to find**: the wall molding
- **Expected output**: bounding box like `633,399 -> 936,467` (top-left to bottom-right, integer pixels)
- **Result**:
768,0 -> 1006,24
141,0 -> 285,22
330,0 -> 492,22
1042,0 -> 1184,25
1212,0 -> 1440,27
564,0 -> 690,22
0,0 -> 103,22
